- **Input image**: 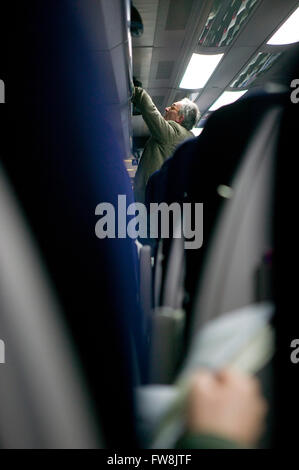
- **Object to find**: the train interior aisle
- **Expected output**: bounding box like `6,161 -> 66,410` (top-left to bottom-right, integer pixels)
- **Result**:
0,0 -> 299,451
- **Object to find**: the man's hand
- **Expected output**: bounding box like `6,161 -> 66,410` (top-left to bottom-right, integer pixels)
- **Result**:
186,368 -> 268,446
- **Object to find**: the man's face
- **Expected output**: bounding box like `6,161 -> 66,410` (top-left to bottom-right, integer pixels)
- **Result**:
164,101 -> 184,123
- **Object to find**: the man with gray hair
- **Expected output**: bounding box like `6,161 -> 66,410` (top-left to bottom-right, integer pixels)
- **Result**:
132,86 -> 200,203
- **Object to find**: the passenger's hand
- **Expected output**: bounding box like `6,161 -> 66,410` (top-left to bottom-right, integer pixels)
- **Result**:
186,368 -> 268,446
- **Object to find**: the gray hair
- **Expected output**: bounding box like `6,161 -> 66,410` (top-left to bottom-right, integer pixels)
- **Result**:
178,98 -> 201,130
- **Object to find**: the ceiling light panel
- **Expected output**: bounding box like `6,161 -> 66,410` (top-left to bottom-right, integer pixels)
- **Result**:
192,128 -> 204,136
209,90 -> 248,111
179,53 -> 224,89
267,6 -> 299,46
198,0 -> 260,48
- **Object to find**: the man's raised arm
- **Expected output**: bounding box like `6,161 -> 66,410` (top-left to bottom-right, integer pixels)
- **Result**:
132,87 -> 175,143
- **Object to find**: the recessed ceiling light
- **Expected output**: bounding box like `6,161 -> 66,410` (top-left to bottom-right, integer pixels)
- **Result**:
267,6 -> 299,45
180,53 -> 224,89
209,90 -> 248,111
191,128 -> 204,137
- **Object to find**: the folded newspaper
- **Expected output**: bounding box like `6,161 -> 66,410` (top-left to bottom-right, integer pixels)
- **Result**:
136,302 -> 274,448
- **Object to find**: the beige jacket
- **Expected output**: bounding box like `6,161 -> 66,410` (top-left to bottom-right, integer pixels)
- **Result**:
132,87 -> 193,203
